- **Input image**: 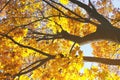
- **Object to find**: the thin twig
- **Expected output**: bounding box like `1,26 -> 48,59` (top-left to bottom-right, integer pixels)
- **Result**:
0,33 -> 54,57
0,0 -> 11,13
69,42 -> 76,53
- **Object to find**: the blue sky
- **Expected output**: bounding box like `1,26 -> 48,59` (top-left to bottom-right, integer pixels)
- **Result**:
112,0 -> 120,8
80,44 -> 96,71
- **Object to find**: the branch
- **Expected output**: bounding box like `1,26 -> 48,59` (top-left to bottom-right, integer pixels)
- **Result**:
28,29 -> 63,41
36,36 -> 62,41
6,15 -> 61,34
13,57 -> 53,78
69,42 -> 76,53
43,0 -> 101,29
50,0 -> 83,19
19,59 -> 44,74
28,29 -> 57,36
69,0 -> 112,27
61,26 -> 120,44
58,1 -> 120,43
43,0 -> 86,22
10,55 -> 120,79
0,33 -> 54,57
83,56 -> 120,65
0,0 -> 11,13
13,55 -> 120,78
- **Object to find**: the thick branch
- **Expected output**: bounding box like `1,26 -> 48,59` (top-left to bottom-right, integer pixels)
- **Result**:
69,0 -> 98,20
83,56 -> 120,65
69,0 -> 112,27
61,26 -> 120,44
58,0 -> 120,43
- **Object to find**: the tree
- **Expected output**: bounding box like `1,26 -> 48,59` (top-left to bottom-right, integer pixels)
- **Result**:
0,0 -> 120,79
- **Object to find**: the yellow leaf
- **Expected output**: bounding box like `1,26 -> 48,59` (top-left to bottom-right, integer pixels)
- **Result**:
59,0 -> 69,5
19,75 -> 30,80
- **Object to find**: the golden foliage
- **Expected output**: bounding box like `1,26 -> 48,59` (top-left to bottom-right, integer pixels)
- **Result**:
59,0 -> 69,5
0,0 -> 120,80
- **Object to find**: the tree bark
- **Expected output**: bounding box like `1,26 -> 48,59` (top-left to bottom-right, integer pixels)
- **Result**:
83,56 -> 120,65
